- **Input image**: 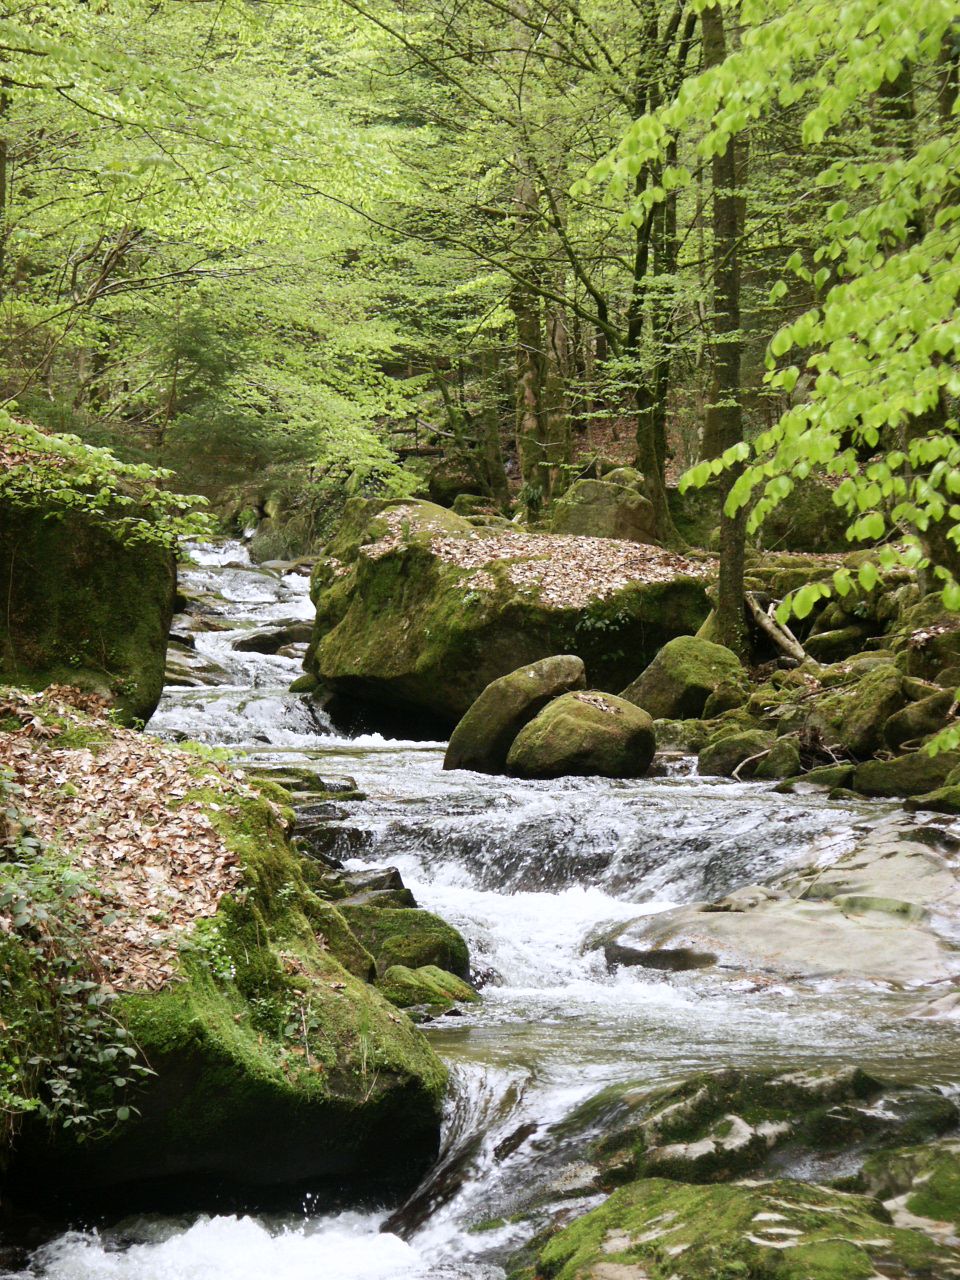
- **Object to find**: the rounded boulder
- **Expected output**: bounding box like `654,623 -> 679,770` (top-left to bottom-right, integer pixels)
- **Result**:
443,655 -> 587,773
506,691 -> 656,779
621,634 -> 744,720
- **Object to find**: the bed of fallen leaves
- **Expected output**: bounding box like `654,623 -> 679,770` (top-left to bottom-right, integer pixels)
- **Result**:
0,686 -> 253,992
363,507 -> 712,608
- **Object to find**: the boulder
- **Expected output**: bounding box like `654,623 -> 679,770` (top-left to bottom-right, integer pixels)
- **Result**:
339,903 -> 471,980
752,733 -> 802,780
853,750 -> 960,798
306,499 -> 710,726
443,655 -> 586,773
3,757 -> 446,1211
505,691 -> 656,779
600,818 -> 960,987
536,1176 -> 960,1280
806,661 -> 907,757
893,594 -> 960,679
0,504 -> 175,725
621,635 -> 744,720
698,728 -> 775,778
377,965 -> 479,1011
884,690 -> 955,752
549,479 -> 656,542
427,460 -> 480,508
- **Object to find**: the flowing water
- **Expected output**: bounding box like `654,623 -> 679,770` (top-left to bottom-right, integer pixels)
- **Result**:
13,542 -> 960,1280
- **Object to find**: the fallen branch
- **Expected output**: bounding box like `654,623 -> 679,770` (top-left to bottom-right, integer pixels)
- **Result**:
746,591 -> 808,663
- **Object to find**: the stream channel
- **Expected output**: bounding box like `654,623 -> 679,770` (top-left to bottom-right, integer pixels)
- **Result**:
16,541 -> 960,1280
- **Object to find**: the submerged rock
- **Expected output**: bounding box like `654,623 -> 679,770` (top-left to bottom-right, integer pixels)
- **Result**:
621,634 -> 744,720
443,655 -> 586,773
506,691 -> 656,779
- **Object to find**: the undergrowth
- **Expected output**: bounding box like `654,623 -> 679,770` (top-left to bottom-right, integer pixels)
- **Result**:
0,768 -> 151,1157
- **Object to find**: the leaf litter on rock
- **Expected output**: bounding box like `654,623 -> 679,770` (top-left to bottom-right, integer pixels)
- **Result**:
0,686 -> 259,992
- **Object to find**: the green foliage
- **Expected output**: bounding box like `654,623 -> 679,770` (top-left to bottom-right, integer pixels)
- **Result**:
0,770 -> 152,1147
0,412 -> 209,547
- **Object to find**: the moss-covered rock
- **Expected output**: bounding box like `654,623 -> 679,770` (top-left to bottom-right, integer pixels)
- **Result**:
620,635 -> 744,720
443,655 -> 586,774
0,504 -> 175,724
4,780 -> 448,1210
307,500 -> 710,725
861,1140 -> 960,1233
339,903 -> 471,980
806,661 -> 906,758
753,734 -> 802,780
757,476 -> 852,553
377,964 -> 479,1011
884,690 -> 955,752
549,479 -> 655,542
853,750 -> 960,798
698,728 -> 775,778
506,691 -> 655,779
536,1176 -> 960,1280
893,595 -> 960,680
580,1066 -> 958,1190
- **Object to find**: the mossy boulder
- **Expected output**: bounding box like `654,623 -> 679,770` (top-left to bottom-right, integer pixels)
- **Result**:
0,503 -> 176,725
506,691 -> 656,779
853,750 -> 960,798
757,475 -> 852,553
753,733 -> 802,780
805,661 -> 907,758
339,903 -> 471,980
536,1176 -> 960,1280
5,790 -> 448,1210
621,635 -> 744,720
698,728 -> 775,778
443,655 -> 586,774
307,499 -> 710,726
548,479 -> 655,542
377,964 -> 479,1011
893,595 -> 960,679
884,690 -> 955,752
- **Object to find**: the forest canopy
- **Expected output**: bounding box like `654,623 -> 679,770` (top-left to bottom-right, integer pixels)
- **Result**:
1,0 -> 959,618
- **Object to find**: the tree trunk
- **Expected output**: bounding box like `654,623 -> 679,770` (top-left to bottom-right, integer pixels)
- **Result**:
701,2 -> 747,656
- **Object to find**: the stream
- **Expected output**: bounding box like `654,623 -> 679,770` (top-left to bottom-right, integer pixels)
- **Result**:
15,541 -> 960,1280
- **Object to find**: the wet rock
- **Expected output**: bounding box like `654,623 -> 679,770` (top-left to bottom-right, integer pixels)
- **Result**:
535,1175 -> 960,1280
549,479 -> 656,542
233,622 -> 314,653
506,691 -> 656,780
341,888 -> 418,909
860,1139 -> 960,1235
602,818 -> 960,987
604,943 -> 716,972
339,904 -> 471,980
377,964 -> 479,1011
621,635 -> 744,721
443,655 -> 586,774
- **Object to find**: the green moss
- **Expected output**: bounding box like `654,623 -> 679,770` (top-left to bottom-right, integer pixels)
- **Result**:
0,504 -> 176,725
376,964 -> 479,1009
340,904 -> 470,979
621,635 -> 744,720
536,1177 -> 958,1280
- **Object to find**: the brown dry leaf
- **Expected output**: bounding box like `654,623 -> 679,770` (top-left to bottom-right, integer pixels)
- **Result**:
0,686 -> 253,992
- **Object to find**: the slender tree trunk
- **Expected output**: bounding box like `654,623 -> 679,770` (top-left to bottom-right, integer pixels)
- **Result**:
701,2 -> 747,655
510,169 -> 550,509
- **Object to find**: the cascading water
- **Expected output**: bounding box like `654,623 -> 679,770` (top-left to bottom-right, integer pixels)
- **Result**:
13,542 -> 960,1280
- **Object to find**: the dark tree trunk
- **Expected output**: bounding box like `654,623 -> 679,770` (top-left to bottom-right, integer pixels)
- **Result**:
701,2 -> 747,655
